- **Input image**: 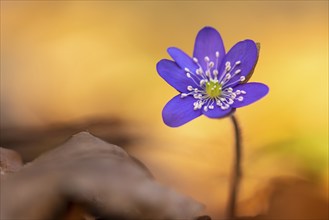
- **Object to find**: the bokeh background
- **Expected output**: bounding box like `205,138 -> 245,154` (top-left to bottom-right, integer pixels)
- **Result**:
1,1 -> 328,219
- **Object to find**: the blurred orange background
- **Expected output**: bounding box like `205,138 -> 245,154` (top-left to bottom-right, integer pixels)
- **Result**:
1,1 -> 328,219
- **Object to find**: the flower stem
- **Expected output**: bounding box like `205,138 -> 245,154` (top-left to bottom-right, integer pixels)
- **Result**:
227,114 -> 242,219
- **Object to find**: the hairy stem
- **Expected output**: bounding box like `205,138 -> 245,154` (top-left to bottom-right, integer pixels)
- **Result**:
227,114 -> 242,219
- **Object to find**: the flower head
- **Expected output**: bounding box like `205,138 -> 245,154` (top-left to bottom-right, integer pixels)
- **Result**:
157,27 -> 269,127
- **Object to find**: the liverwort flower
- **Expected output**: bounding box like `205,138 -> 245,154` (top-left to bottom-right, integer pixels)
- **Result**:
157,27 -> 269,127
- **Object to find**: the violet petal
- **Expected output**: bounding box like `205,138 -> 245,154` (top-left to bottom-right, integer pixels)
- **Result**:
203,107 -> 235,119
219,40 -> 258,89
162,95 -> 202,127
156,59 -> 192,92
231,82 -> 269,108
193,27 -> 225,71
167,47 -> 198,73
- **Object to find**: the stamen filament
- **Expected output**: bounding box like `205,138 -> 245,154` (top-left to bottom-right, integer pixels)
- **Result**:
222,76 -> 245,89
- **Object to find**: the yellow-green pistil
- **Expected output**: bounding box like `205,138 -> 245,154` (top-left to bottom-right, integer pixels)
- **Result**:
205,81 -> 222,98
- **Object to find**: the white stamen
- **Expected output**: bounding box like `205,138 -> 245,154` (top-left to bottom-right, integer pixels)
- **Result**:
220,73 -> 231,85
215,51 -> 220,70
241,90 -> 247,94
194,101 -> 202,110
200,79 -> 206,86
235,69 -> 241,74
237,96 -> 244,101
184,54 -> 246,112
221,104 -> 229,110
181,93 -> 188,98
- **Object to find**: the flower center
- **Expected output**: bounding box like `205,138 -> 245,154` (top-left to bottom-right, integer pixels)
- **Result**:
180,52 -> 247,111
205,80 -> 222,98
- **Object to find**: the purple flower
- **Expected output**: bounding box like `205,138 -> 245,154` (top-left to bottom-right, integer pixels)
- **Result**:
157,27 -> 269,127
